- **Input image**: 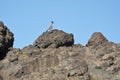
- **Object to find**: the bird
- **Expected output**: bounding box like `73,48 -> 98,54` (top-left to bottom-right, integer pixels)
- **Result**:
46,21 -> 54,32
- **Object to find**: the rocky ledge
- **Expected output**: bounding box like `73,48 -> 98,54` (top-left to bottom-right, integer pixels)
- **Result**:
0,22 -> 120,80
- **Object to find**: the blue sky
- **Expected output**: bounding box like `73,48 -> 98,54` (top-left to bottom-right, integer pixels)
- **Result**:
0,0 -> 120,48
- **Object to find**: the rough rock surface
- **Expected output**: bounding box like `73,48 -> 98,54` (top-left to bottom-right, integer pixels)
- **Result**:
0,22 -> 120,80
86,32 -> 108,46
0,21 -> 14,60
33,29 -> 74,48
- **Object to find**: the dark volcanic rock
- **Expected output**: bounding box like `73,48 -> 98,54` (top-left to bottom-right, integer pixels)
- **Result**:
0,21 -> 14,60
86,32 -> 108,46
33,29 -> 74,48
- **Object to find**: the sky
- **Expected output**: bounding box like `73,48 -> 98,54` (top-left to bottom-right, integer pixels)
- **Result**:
0,0 -> 120,48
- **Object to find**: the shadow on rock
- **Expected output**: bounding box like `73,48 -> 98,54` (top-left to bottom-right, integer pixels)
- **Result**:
0,21 -> 14,60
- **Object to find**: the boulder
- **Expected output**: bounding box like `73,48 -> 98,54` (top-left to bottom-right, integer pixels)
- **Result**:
0,21 -> 14,60
33,29 -> 74,48
86,32 -> 108,46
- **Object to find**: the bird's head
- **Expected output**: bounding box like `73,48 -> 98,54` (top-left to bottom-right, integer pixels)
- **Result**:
51,21 -> 54,24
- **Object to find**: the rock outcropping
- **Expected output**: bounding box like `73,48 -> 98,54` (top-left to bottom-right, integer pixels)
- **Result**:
86,32 -> 108,46
33,29 -> 74,48
0,21 -> 14,60
0,22 -> 120,80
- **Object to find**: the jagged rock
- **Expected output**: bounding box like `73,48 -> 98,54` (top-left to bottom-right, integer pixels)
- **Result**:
33,29 -> 74,48
22,45 -> 42,57
0,21 -> 14,60
0,21 -> 4,27
6,48 -> 22,62
0,23 -> 120,80
86,32 -> 108,46
0,75 -> 3,80
0,44 -> 90,80
86,42 -> 120,80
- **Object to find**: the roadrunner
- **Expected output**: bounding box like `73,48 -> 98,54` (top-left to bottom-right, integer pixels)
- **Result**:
46,21 -> 54,32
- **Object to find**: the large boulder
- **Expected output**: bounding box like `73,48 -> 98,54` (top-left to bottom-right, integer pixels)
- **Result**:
33,29 -> 74,48
86,32 -> 108,46
0,21 -> 14,60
